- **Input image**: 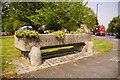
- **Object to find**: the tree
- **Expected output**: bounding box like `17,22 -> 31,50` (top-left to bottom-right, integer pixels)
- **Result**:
115,18 -> 120,33
28,2 -> 70,31
2,2 -> 96,32
2,2 -> 43,32
28,2 -> 96,31
106,16 -> 119,33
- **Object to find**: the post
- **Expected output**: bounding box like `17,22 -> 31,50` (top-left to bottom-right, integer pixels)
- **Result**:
29,46 -> 42,66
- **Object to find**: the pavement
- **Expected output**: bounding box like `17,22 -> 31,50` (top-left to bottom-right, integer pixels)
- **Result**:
14,35 -> 119,78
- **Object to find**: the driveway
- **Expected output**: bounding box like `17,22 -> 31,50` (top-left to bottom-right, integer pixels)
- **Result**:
15,35 -> 119,78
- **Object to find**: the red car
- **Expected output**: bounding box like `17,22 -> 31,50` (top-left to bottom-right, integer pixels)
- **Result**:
94,25 -> 105,36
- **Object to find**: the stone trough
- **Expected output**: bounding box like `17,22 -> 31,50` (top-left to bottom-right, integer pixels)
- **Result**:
14,24 -> 94,66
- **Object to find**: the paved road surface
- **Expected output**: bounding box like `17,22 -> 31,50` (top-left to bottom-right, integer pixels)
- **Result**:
15,36 -> 119,78
92,35 -> 116,39
105,35 -> 116,39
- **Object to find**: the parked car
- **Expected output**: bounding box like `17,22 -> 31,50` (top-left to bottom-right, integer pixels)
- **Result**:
108,32 -> 116,36
108,33 -> 110,35
112,33 -> 116,36
105,33 -> 108,35
116,33 -> 120,39
37,28 -> 44,34
1,32 -> 13,36
19,26 -> 33,31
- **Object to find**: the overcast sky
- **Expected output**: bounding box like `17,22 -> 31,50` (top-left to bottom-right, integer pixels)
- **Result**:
84,0 -> 119,30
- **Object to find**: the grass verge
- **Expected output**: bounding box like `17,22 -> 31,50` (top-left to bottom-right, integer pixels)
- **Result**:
92,39 -> 114,53
2,36 -> 21,78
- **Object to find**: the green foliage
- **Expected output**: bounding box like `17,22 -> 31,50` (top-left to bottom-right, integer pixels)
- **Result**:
2,2 -> 96,32
70,31 -> 76,34
15,30 -> 24,38
45,30 -> 51,34
76,29 -> 84,33
93,25 -> 99,30
52,31 -> 65,40
2,2 -> 43,31
115,19 -> 120,33
41,46 -> 73,53
2,36 -> 21,76
15,30 -> 39,39
95,25 -> 99,27
70,29 -> 84,34
106,16 -> 119,33
92,39 -> 114,53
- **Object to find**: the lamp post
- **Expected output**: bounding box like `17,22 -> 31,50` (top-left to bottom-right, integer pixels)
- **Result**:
96,3 -> 102,17
96,3 -> 102,26
96,4 -> 98,17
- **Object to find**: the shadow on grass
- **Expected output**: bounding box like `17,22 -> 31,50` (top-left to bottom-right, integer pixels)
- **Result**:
42,48 -> 79,61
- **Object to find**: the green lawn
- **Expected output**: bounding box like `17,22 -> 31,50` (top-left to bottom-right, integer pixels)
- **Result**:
92,39 -> 114,53
2,36 -> 114,77
2,36 -> 21,76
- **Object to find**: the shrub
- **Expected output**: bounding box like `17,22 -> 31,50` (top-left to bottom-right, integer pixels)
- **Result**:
15,30 -> 24,38
45,30 -> 50,34
52,31 -> 65,40
70,31 -> 76,34
70,29 -> 84,34
15,30 -> 39,39
76,29 -> 83,33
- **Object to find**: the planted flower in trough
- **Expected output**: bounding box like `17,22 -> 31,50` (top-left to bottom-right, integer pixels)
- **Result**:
14,24 -> 94,66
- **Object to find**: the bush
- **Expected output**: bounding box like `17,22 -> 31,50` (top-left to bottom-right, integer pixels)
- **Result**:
70,31 -> 76,34
76,29 -> 84,33
52,31 -> 65,40
15,30 -> 39,39
15,30 -> 24,38
70,29 -> 84,34
45,30 -> 50,34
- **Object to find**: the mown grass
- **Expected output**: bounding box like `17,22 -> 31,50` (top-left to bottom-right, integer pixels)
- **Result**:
2,36 -> 114,78
2,36 -> 21,76
41,46 -> 73,53
92,39 -> 114,53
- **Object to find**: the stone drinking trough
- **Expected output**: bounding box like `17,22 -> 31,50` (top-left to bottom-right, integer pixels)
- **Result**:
14,24 -> 94,66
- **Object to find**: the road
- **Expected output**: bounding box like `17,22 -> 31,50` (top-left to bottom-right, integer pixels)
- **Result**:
102,35 -> 116,39
92,35 -> 116,39
14,35 -> 119,78
105,35 -> 116,39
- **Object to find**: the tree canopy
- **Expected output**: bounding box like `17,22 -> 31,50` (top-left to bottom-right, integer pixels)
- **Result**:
106,16 -> 120,33
2,2 -> 96,32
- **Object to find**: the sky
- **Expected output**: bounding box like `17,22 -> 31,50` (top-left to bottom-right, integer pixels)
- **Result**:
84,0 -> 120,30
